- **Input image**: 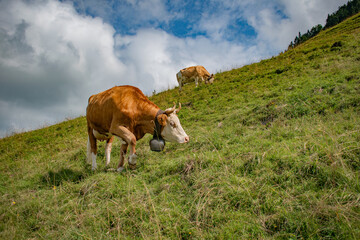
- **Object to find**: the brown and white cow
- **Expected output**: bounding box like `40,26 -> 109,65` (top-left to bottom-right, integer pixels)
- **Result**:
86,85 -> 189,171
176,65 -> 214,91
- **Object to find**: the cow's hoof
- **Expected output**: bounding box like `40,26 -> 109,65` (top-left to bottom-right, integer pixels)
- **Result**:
128,154 -> 137,165
116,167 -> 124,172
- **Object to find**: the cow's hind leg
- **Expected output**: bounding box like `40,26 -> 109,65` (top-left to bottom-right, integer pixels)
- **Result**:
105,136 -> 114,166
87,127 -> 98,170
178,77 -> 182,91
87,137 -> 91,164
177,72 -> 182,91
110,125 -> 137,170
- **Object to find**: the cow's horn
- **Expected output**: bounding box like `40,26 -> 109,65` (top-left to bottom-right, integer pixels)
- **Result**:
175,103 -> 181,113
165,102 -> 176,114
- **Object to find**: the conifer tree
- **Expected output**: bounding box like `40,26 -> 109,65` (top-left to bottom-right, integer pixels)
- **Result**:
289,0 -> 360,48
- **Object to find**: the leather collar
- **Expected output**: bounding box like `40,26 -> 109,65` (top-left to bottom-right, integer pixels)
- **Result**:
154,109 -> 165,140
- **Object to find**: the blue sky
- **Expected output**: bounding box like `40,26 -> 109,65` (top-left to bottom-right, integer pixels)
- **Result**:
70,0 -> 260,41
0,0 -> 349,137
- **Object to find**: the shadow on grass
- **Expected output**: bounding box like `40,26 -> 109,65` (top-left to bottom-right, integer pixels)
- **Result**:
41,168 -> 85,186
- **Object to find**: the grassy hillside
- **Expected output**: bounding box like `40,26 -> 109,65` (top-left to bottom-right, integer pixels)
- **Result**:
1,13 -> 360,239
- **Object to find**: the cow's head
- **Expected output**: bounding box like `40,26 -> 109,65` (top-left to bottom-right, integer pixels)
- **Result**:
207,74 -> 214,83
157,103 -> 189,143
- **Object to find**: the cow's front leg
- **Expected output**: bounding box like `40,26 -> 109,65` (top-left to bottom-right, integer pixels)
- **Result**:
117,143 -> 128,172
127,137 -> 137,170
128,153 -> 137,170
105,136 -> 114,166
195,77 -> 199,87
111,125 -> 138,170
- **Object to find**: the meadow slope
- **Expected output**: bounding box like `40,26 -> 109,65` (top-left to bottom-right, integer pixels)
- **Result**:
1,13 -> 360,239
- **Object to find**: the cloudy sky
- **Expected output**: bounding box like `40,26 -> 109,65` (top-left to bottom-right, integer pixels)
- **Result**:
0,0 -> 348,137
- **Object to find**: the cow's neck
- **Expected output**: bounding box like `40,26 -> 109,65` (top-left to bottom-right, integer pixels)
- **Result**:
134,106 -> 160,138
153,109 -> 165,139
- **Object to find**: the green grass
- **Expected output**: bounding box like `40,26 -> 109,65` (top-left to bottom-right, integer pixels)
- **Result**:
1,13 -> 360,239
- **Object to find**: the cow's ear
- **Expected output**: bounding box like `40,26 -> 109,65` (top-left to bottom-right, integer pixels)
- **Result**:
157,114 -> 168,126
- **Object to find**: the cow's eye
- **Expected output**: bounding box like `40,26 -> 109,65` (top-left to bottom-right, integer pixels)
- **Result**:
170,121 -> 176,128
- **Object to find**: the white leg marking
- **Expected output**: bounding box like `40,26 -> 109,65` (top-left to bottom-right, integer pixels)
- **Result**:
87,137 -> 91,164
91,152 -> 97,171
105,142 -> 112,165
128,154 -> 137,165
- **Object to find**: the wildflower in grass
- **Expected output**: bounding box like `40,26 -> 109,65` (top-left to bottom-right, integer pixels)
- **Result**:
53,186 -> 56,190
12,201 -> 16,205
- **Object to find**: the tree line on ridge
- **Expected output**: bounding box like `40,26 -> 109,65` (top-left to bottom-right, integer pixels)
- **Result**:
288,0 -> 360,49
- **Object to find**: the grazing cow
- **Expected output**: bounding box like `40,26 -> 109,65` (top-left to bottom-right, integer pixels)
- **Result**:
176,65 -> 214,91
86,85 -> 189,172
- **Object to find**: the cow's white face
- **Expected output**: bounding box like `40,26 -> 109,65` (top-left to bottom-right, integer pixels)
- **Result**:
207,74 -> 214,83
157,106 -> 189,143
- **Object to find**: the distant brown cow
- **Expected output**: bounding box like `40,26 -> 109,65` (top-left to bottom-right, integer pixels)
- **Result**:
86,85 -> 189,172
176,65 -> 214,91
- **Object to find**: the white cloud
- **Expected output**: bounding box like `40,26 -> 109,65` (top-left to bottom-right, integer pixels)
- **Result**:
0,0 -> 126,136
195,0 -> 349,51
243,0 -> 349,50
198,12 -> 231,41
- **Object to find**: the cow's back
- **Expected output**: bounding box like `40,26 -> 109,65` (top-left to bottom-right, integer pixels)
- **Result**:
180,66 -> 197,77
180,65 -> 210,78
195,65 -> 210,78
86,86 -> 153,131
